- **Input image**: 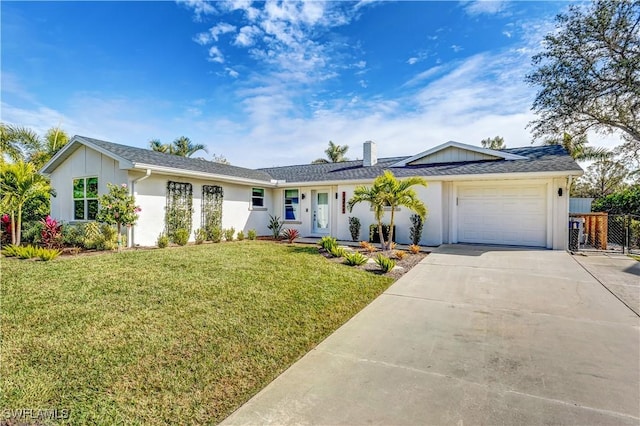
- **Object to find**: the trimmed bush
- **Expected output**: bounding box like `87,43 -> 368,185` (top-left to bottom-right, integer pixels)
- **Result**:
157,233 -> 169,248
173,228 -> 189,246
194,228 -> 206,245
223,227 -> 235,242
348,217 -> 361,241
236,230 -> 245,241
247,229 -> 257,240
409,214 -> 424,245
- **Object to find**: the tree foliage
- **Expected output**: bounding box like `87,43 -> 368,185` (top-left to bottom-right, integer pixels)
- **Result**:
591,185 -> 640,214
96,183 -> 141,249
0,123 -> 41,162
149,136 -> 207,157
480,136 -> 506,150
0,161 -> 51,245
348,170 -> 427,251
312,141 -> 349,164
526,0 -> 640,147
543,132 -> 611,161
572,159 -> 629,198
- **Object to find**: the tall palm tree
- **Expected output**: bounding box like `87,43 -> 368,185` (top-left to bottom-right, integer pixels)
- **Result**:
0,161 -> 51,245
28,126 -> 70,168
171,136 -> 207,157
312,141 -> 349,164
149,137 -> 207,157
0,123 -> 41,162
348,170 -> 428,251
543,132 -> 610,161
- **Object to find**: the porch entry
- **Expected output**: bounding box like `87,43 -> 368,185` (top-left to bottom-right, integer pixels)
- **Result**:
311,190 -> 330,235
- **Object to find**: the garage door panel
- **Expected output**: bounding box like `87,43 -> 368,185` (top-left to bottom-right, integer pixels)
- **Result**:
458,184 -> 547,247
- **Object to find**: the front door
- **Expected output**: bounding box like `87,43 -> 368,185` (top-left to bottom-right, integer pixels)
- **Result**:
313,191 -> 330,235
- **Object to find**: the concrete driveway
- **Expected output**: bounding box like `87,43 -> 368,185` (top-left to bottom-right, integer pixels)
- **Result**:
223,245 -> 640,425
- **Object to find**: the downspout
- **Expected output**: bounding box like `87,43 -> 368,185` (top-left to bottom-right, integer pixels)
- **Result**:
566,175 -> 573,250
129,169 -> 151,247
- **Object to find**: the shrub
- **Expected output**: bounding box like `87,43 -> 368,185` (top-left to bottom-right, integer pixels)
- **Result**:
375,254 -> 396,273
84,222 -> 119,251
223,227 -> 235,242
394,250 -> 407,260
62,223 -> 85,247
360,241 -> 377,253
16,245 -> 39,259
267,215 -> 283,239
157,233 -> 169,248
282,228 -> 300,243
409,214 -> 424,245
21,221 -> 43,245
173,228 -> 189,246
37,247 -> 61,261
348,217 -> 361,241
319,236 -> 337,251
247,229 -> 257,240
194,228 -> 206,245
369,224 -> 395,244
409,244 -> 421,254
328,245 -> 346,258
343,251 -> 368,266
1,244 -> 20,257
236,230 -> 245,241
40,215 -> 63,249
209,227 -> 222,243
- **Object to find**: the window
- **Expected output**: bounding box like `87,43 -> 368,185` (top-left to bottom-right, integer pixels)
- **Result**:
251,188 -> 265,208
284,189 -> 299,221
73,177 -> 99,220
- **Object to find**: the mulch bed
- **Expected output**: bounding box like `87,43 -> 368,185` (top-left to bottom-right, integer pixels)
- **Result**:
318,246 -> 428,279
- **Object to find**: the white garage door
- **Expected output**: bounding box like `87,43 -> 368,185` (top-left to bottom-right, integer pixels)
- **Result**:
457,184 -> 547,247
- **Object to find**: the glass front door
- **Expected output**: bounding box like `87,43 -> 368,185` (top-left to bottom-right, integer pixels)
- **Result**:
313,191 -> 330,234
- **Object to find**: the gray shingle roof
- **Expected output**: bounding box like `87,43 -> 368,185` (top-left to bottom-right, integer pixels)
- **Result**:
78,136 -> 274,182
260,145 -> 583,183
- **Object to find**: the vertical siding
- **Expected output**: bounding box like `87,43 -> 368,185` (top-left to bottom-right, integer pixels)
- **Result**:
48,146 -> 127,222
409,147 -> 497,165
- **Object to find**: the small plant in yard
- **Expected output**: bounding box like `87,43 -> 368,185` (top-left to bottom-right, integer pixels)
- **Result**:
84,222 -> 120,251
328,245 -> 346,258
319,236 -> 337,251
37,247 -> 61,261
1,244 -> 20,257
394,250 -> 407,260
174,228 -> 189,246
409,214 -> 424,246
209,227 -> 222,243
348,217 -> 361,241
62,223 -> 85,248
343,251 -> 368,266
360,241 -> 377,253
157,233 -> 169,248
267,214 -> 284,239
16,245 -> 39,259
96,183 -> 141,250
409,244 -> 421,254
375,254 -> 396,273
282,228 -> 300,243
236,230 -> 245,241
40,215 -> 63,249
247,229 -> 257,240
223,227 -> 235,242
194,228 -> 206,245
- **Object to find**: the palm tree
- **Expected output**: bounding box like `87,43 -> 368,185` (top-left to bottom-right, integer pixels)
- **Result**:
28,126 -> 70,168
0,123 -> 41,162
348,170 -> 428,251
149,137 -> 207,157
0,161 -> 51,245
543,133 -> 610,161
312,141 -> 349,164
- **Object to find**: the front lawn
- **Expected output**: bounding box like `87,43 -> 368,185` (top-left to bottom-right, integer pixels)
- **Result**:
1,241 -> 393,425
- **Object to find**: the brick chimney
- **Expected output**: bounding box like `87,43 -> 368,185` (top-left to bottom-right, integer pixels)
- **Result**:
363,141 -> 377,167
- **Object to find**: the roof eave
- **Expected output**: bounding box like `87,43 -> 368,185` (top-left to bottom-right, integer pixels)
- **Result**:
131,163 -> 277,186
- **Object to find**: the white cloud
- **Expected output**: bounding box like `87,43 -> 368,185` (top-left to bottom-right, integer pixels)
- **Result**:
207,46 -> 224,63
451,44 -> 463,53
234,25 -> 262,47
407,57 -> 419,65
502,30 -> 512,38
177,0 -> 216,20
463,0 -> 509,16
225,67 -> 239,78
209,22 -> 236,41
193,32 -> 212,45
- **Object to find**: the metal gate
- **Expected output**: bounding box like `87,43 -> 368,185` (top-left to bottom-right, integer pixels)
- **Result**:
570,213 -> 640,254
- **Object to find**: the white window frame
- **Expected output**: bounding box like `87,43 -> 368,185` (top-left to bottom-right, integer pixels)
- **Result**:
283,188 -> 300,222
251,187 -> 266,210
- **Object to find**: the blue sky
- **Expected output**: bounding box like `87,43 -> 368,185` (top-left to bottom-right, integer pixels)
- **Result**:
1,0 -> 616,168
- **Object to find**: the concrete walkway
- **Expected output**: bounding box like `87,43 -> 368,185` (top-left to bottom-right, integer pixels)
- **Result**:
572,252 -> 640,316
223,245 -> 640,425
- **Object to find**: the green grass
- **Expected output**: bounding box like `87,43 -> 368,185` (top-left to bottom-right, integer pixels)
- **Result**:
1,241 -> 393,425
